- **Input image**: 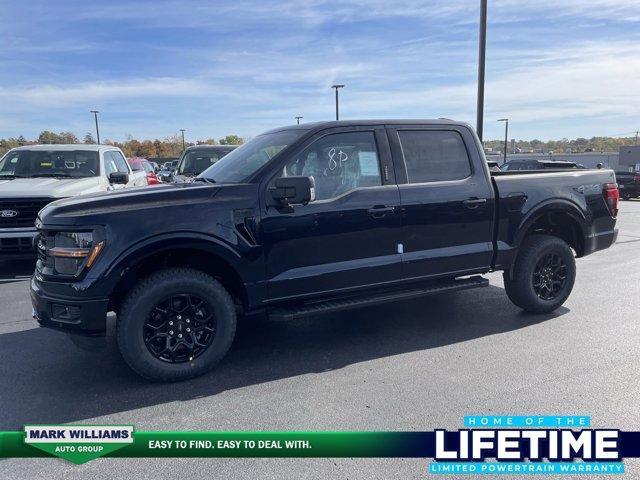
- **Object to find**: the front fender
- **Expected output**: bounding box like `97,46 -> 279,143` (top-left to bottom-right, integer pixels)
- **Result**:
104,231 -> 244,280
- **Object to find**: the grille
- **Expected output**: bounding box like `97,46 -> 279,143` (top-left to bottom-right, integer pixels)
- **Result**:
0,198 -> 54,228
0,236 -> 34,253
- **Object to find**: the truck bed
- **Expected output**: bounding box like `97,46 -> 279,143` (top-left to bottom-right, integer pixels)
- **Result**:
490,168 -> 618,269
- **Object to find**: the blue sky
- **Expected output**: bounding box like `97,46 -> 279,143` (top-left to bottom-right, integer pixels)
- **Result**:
1,0 -> 638,142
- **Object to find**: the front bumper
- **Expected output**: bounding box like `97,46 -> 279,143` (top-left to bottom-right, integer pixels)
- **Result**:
30,276 -> 109,336
0,228 -> 37,257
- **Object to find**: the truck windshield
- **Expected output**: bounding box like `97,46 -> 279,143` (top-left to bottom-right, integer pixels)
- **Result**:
197,130 -> 304,183
178,149 -> 231,176
0,150 -> 100,178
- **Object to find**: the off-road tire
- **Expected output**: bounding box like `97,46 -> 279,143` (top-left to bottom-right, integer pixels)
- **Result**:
503,235 -> 576,314
117,268 -> 236,381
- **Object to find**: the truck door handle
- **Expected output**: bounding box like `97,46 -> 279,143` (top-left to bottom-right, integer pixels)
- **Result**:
463,198 -> 487,209
367,205 -> 395,218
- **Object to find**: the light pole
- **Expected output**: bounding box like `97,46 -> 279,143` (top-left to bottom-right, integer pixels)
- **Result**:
476,0 -> 488,141
331,84 -> 344,121
179,129 -> 186,151
295,116 -> 303,125
90,110 -> 100,144
498,118 -> 509,164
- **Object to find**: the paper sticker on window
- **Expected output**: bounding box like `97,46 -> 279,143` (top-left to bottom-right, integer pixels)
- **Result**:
358,151 -> 379,175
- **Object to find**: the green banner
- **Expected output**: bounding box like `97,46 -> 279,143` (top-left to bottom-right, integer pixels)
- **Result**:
2,429 -> 422,464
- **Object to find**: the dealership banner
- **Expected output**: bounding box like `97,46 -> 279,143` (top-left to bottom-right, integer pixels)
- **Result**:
2,416 -> 640,472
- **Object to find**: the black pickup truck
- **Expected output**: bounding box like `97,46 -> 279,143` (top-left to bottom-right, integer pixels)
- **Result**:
616,170 -> 640,200
31,120 -> 619,381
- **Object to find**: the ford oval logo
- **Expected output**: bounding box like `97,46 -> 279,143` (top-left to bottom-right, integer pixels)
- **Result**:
0,209 -> 19,218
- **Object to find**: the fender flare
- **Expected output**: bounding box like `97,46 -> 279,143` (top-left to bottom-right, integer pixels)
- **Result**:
513,198 -> 588,252
103,231 -> 246,290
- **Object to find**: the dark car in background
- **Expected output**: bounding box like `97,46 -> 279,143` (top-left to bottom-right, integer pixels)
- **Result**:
500,159 -> 583,171
616,170 -> 640,200
172,145 -> 237,183
157,160 -> 179,182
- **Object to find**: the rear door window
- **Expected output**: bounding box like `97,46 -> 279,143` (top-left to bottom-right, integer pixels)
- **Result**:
397,130 -> 471,183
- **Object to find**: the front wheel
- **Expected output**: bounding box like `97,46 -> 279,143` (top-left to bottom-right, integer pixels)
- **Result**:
117,268 -> 236,381
503,235 -> 576,313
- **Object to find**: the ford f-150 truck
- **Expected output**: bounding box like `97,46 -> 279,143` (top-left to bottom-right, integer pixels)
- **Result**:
31,120 -> 618,381
171,145 -> 237,183
0,144 -> 146,258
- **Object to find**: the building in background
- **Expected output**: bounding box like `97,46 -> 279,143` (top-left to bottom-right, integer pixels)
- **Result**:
619,146 -> 640,172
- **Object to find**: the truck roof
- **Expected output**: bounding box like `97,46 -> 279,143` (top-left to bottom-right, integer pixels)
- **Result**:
9,144 -> 121,152
184,145 -> 238,150
263,119 -> 470,135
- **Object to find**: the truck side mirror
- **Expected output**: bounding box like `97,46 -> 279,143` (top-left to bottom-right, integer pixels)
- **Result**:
268,176 -> 316,209
109,172 -> 129,185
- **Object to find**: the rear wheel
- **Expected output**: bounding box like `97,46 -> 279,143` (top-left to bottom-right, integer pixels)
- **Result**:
503,235 -> 576,313
117,268 -> 236,381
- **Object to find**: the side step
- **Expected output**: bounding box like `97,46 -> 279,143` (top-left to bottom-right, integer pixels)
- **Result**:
269,275 -> 489,321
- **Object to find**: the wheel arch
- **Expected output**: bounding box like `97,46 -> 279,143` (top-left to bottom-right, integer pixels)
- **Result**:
105,233 -> 250,312
515,199 -> 588,257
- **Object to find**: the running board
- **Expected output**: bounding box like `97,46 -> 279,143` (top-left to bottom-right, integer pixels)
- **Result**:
269,275 -> 489,321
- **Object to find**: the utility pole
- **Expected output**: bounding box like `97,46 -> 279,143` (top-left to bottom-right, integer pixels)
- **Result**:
476,0 -> 488,141
295,116 -> 303,125
180,129 -> 186,151
635,130 -> 639,145
498,118 -> 509,164
90,110 -> 100,144
331,84 -> 345,121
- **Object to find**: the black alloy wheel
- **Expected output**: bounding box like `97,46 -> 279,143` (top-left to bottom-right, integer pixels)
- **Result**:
117,268 -> 237,381
503,234 -> 576,314
144,294 -> 216,363
532,252 -> 567,301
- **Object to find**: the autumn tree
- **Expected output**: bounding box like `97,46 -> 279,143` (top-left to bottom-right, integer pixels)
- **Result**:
36,130 -> 78,144
219,135 -> 244,145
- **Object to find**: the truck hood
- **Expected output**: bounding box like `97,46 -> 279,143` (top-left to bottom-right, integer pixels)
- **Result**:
37,182 -> 253,227
0,177 -> 105,199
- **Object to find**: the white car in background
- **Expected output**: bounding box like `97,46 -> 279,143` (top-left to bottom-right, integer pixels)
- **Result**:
0,144 -> 147,258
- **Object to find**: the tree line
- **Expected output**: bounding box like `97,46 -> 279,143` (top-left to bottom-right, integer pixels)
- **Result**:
1,130 -> 636,158
483,135 -> 638,154
0,131 -> 245,158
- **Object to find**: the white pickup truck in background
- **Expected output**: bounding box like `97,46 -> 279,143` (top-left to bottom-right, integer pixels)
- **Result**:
0,144 -> 147,258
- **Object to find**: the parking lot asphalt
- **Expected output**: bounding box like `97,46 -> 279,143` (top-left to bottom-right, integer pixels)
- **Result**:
1,201 -> 640,479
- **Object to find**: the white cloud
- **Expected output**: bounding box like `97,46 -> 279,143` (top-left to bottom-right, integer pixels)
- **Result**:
68,0 -> 640,26
1,0 -> 638,140
0,78 -> 212,107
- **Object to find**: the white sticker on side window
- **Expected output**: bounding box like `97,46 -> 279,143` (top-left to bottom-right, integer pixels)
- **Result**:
358,151 -> 379,175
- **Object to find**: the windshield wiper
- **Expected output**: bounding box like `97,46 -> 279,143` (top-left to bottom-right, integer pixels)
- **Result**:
194,177 -> 216,184
31,173 -> 75,178
0,173 -> 31,178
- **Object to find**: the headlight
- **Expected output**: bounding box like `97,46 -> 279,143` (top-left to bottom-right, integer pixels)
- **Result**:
48,232 -> 105,275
